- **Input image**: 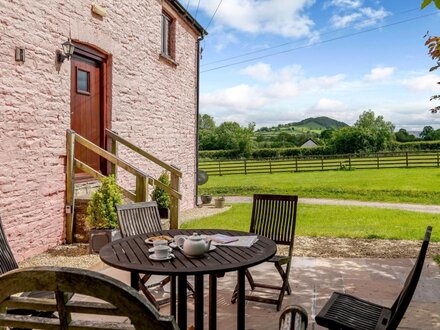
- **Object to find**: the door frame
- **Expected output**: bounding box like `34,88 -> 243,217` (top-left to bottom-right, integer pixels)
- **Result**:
71,40 -> 112,175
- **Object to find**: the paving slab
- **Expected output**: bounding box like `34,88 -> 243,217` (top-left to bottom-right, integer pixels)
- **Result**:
99,257 -> 440,329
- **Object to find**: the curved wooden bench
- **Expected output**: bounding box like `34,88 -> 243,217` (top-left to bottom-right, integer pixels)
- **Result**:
0,267 -> 178,330
279,305 -> 308,330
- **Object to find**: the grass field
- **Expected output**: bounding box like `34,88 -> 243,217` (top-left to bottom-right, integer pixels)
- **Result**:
181,203 -> 440,242
199,167 -> 440,205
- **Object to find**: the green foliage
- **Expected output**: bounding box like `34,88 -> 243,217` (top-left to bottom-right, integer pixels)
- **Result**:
421,0 -> 440,10
151,171 -> 170,209
395,129 -> 416,142
434,255 -> 440,265
86,175 -> 123,229
182,203 -> 440,242
329,111 -> 395,153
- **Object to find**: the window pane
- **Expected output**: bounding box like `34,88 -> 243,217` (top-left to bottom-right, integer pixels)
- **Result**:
77,69 -> 89,93
161,13 -> 171,56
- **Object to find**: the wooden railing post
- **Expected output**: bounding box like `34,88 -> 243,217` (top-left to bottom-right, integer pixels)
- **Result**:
376,153 -> 380,169
111,136 -> 118,177
135,175 -> 147,202
170,168 -> 180,230
406,152 -> 409,168
244,159 -> 247,175
65,130 -> 75,244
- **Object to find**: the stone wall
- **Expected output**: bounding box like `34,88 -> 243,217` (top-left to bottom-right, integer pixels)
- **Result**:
0,0 -> 200,261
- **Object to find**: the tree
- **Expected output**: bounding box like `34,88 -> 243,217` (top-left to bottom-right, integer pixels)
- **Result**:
395,128 -> 416,142
198,114 -> 216,130
215,121 -> 255,156
354,110 -> 395,151
421,0 -> 440,113
330,127 -> 374,154
320,129 -> 334,140
420,126 -> 434,139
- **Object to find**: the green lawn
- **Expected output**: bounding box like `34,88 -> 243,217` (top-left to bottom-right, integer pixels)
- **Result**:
181,203 -> 440,242
199,168 -> 440,205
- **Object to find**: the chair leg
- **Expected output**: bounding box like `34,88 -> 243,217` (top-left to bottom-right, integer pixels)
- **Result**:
275,262 -> 291,295
139,281 -> 160,310
231,269 -> 255,304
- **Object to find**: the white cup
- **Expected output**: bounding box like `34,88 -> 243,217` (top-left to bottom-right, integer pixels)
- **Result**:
154,245 -> 170,259
153,239 -> 168,248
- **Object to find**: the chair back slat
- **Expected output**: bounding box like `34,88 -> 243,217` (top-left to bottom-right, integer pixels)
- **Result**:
117,202 -> 162,237
0,267 -> 178,329
0,217 -> 19,275
387,226 -> 432,330
250,194 -> 298,246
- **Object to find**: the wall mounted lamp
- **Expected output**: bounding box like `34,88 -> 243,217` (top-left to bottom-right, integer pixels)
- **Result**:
57,38 -> 75,63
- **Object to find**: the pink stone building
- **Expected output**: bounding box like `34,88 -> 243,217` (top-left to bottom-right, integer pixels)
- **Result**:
0,0 -> 206,261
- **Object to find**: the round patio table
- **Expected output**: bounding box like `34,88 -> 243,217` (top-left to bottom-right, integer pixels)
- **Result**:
99,229 -> 277,330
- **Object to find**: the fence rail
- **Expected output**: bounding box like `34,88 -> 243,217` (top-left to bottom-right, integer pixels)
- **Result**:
199,151 -> 440,176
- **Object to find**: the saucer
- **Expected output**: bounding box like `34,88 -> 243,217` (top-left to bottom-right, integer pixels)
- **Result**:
149,253 -> 175,261
148,247 -> 172,253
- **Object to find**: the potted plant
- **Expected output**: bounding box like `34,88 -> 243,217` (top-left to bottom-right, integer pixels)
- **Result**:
200,194 -> 212,204
151,171 -> 170,219
86,175 -> 123,253
214,196 -> 225,208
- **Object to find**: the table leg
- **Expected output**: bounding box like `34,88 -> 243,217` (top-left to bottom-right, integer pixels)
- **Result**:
130,271 -> 139,291
209,274 -> 217,330
171,275 -> 177,318
237,269 -> 245,330
194,274 -> 204,330
177,275 -> 187,330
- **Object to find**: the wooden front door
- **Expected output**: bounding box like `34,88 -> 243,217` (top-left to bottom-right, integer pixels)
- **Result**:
71,55 -> 102,176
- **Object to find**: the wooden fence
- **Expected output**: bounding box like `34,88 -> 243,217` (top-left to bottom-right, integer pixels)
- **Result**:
199,151 -> 440,176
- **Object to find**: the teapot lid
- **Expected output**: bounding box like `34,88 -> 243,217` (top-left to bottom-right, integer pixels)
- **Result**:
189,232 -> 203,241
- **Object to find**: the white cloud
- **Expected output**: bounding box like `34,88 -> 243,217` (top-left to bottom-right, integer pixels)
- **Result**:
330,7 -> 389,29
364,67 -> 395,82
239,63 -> 273,81
403,74 -> 439,92
201,63 -> 347,125
326,0 -> 363,9
194,0 -> 317,38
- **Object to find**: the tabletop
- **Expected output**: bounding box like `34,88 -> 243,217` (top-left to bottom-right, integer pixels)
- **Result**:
99,229 -> 277,275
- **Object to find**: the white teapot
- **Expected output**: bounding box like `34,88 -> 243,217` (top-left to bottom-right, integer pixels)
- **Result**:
179,233 -> 211,257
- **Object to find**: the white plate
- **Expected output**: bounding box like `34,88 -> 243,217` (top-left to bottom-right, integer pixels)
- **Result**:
148,247 -> 172,253
145,236 -> 172,244
149,253 -> 175,261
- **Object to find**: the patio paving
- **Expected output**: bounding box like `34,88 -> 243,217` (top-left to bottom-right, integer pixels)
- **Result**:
97,256 -> 440,329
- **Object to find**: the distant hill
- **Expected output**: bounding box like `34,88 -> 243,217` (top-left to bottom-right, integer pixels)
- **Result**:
256,116 -> 348,136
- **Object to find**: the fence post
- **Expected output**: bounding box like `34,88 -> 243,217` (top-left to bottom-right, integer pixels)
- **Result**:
321,157 -> 324,171
348,155 -> 351,169
65,130 -> 75,244
269,159 -> 272,174
218,161 -> 222,176
437,151 -> 439,168
295,157 -> 298,172
244,159 -> 247,175
376,153 -> 380,169
406,152 -> 409,168
170,170 -> 180,230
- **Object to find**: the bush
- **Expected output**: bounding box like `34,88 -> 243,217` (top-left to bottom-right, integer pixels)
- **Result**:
151,171 -> 170,209
86,175 -> 123,229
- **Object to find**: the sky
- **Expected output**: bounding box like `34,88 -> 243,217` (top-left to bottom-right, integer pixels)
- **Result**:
185,0 -> 440,131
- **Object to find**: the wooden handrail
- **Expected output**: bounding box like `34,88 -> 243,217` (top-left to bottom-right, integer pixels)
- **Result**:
106,129 -> 182,178
65,129 -> 183,242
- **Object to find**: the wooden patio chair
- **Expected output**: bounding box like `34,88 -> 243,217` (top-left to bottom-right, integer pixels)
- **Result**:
315,226 -> 432,330
231,194 -> 298,311
279,305 -> 308,330
1,216 -> 73,321
0,266 -> 178,329
117,202 -> 194,310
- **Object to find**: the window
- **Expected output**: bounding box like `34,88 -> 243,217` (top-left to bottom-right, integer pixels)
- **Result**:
161,11 -> 175,59
77,68 -> 90,94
